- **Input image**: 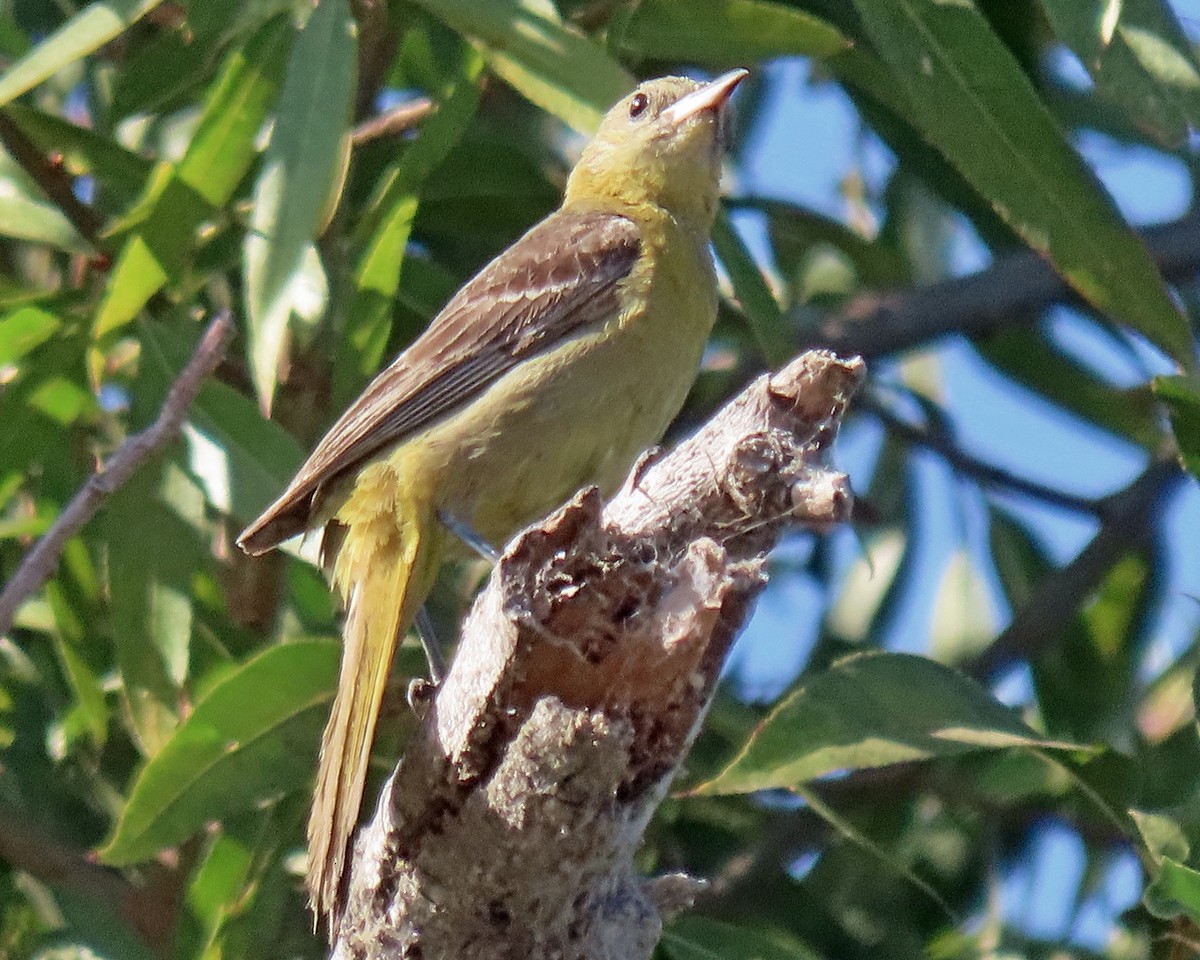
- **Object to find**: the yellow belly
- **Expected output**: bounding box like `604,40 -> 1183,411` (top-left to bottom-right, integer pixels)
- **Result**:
375,216 -> 716,547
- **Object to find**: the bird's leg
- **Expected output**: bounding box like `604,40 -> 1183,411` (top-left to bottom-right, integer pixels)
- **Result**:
437,509 -> 500,563
414,607 -> 446,682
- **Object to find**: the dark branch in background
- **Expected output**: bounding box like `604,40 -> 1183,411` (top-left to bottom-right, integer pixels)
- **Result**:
0,804 -> 177,954
0,312 -> 233,637
0,110 -> 105,249
811,213 -> 1200,358
351,97 -> 435,146
861,393 -> 1104,516
350,0 -> 398,122
333,350 -> 862,959
965,457 -> 1183,682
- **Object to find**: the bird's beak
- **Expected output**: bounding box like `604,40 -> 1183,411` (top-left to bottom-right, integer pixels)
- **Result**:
662,69 -> 749,125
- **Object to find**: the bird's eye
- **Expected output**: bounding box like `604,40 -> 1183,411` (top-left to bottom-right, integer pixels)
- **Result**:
629,92 -> 649,119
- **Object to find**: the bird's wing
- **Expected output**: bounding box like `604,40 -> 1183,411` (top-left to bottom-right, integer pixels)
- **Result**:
238,209 -> 641,553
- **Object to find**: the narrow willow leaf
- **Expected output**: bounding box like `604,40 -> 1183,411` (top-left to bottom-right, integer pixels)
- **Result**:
696,652 -> 1079,796
0,305 -> 62,366
615,0 -> 846,67
663,916 -> 821,960
0,0 -> 165,106
412,0 -> 631,134
245,0 -> 356,412
712,211 -> 792,366
101,641 -> 338,865
335,50 -> 484,407
1145,857 -> 1200,924
94,18 -> 291,338
1040,0 -> 1200,147
5,104 -> 152,204
1153,375 -> 1200,477
138,322 -> 303,523
849,0 -> 1194,368
978,327 -> 1162,449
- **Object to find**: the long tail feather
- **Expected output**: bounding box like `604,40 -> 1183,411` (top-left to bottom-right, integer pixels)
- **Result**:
307,482 -> 439,936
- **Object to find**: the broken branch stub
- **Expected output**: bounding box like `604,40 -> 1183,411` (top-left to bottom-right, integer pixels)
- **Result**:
333,349 -> 864,959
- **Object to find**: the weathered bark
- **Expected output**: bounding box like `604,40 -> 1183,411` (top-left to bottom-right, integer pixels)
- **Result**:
333,349 -> 864,960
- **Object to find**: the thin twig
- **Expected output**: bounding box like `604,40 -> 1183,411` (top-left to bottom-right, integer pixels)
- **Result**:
862,394 -> 1104,516
0,109 -> 106,249
0,312 -> 234,636
351,96 -> 435,146
809,213 -> 1200,358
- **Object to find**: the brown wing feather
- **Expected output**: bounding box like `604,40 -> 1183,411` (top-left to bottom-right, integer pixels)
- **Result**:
238,210 -> 641,554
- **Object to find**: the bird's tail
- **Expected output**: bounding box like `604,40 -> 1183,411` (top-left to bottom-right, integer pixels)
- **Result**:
306,467 -> 441,935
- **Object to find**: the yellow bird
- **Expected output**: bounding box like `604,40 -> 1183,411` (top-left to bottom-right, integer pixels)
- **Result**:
238,68 -> 747,933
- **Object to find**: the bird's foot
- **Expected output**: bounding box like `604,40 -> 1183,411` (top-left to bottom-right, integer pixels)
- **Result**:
437,509 -> 500,563
406,676 -> 438,718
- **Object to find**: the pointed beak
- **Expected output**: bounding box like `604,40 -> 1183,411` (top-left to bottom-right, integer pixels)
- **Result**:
662,69 -> 749,126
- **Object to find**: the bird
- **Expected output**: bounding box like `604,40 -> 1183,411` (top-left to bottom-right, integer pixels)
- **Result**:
237,68 -> 748,934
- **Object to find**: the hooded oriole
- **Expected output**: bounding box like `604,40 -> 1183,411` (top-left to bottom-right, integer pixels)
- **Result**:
238,68 -> 747,933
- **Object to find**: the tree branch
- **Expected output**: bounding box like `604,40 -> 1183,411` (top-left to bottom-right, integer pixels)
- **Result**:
0,804 -> 178,955
333,349 -> 864,959
810,214 -> 1200,357
0,312 -> 234,637
862,393 -> 1104,515
351,97 -> 434,146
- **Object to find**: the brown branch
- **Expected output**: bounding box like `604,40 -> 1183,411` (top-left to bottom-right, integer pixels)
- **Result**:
964,457 -> 1183,681
0,804 -> 178,955
862,393 -> 1104,515
332,349 -> 864,959
809,214 -> 1200,357
0,312 -> 234,637
351,97 -> 434,146
0,109 -> 106,250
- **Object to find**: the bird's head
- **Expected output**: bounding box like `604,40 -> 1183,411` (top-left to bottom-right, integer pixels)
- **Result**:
564,69 -> 748,231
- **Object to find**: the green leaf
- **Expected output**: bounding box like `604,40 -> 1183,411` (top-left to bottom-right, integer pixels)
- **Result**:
94,18 -> 292,338
1144,857 -> 1200,924
662,916 -> 821,960
979,326 -> 1162,449
745,197 -> 910,289
412,0 -> 632,134
1153,375 -> 1200,478
0,305 -> 62,366
712,211 -> 792,367
0,0 -> 166,107
849,0 -> 1195,368
1131,808 -> 1190,865
0,173 -> 86,251
46,579 -> 109,747
929,549 -> 996,664
335,49 -> 484,407
5,104 -> 153,205
100,640 -> 338,866
138,321 -> 303,523
696,652 -> 1079,795
826,527 -> 909,643
614,0 -> 845,66
244,0 -> 356,412
105,462 -> 202,755
1039,0 -> 1200,148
